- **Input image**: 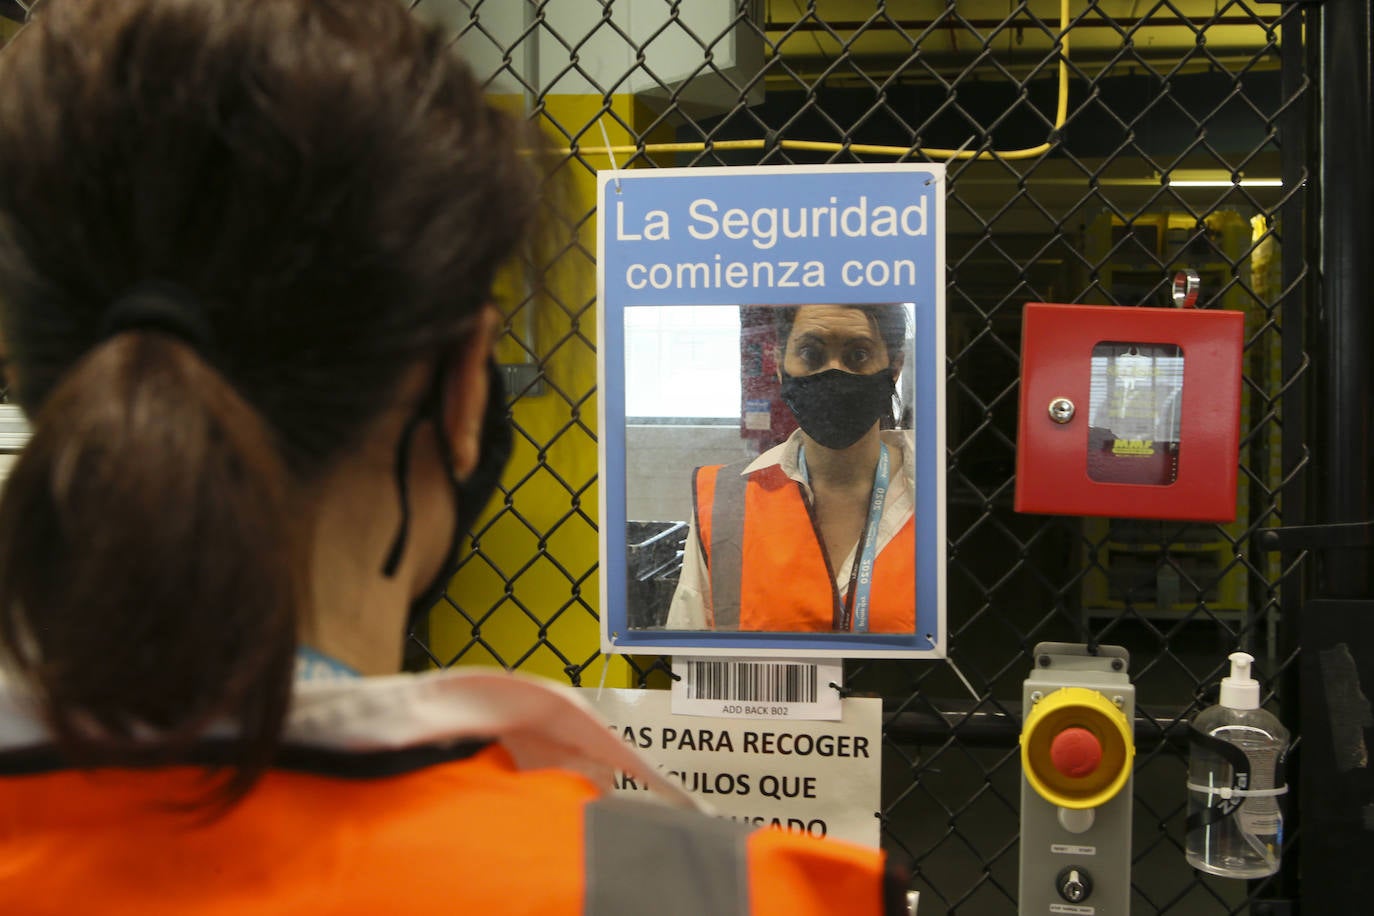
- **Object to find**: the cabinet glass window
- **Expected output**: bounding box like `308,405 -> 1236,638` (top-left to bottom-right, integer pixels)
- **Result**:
1087,341 -> 1183,486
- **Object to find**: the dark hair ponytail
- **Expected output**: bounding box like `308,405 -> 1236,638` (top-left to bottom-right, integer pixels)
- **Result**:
0,331 -> 298,798
0,0 -> 555,801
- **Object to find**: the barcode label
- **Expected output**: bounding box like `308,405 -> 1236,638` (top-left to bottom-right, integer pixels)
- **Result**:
671,657 -> 843,721
686,661 -> 819,703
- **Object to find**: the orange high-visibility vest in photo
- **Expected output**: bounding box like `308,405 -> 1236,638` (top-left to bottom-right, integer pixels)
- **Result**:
693,461 -> 915,632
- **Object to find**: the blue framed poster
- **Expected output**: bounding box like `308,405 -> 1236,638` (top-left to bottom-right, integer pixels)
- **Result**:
598,164 -> 946,658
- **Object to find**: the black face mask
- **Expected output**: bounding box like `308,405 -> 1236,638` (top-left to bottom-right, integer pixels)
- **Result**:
780,367 -> 896,450
382,359 -> 512,633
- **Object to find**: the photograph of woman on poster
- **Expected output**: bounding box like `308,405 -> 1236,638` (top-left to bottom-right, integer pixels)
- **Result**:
665,303 -> 916,633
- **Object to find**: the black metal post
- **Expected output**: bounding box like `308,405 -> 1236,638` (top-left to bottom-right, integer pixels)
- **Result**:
1303,2 -> 1374,912
1314,3 -> 1374,597
1272,5 -> 1312,907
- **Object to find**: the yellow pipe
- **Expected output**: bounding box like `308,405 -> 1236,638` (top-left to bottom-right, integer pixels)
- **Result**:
562,0 -> 1071,163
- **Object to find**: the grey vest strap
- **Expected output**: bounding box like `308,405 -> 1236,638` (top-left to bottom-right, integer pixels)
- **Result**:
705,460 -> 752,630
583,797 -> 750,915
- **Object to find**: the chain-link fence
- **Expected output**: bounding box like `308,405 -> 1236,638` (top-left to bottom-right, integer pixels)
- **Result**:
411,2 -> 1311,913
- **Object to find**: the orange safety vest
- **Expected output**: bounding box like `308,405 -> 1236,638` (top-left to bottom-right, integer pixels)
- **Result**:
693,461 -> 916,632
0,741 -> 905,916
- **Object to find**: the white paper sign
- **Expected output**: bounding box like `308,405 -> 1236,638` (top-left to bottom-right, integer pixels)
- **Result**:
584,687 -> 882,847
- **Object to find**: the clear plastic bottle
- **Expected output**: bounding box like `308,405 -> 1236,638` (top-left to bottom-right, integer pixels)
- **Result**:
1185,652 -> 1290,878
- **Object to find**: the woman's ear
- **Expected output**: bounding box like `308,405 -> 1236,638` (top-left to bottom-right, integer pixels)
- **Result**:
443,307 -> 503,480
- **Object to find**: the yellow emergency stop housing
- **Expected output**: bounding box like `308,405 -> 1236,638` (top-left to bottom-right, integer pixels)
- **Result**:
1021,686 -> 1134,810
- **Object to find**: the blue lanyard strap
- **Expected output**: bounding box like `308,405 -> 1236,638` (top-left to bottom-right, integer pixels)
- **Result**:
850,443 -> 890,633
798,441 -> 890,633
295,645 -> 360,680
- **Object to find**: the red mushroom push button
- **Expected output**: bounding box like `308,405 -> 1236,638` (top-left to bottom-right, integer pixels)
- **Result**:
1021,686 -> 1133,809
1050,726 -> 1103,778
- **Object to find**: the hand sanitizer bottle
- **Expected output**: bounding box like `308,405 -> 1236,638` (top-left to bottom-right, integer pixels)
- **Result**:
1185,651 -> 1290,877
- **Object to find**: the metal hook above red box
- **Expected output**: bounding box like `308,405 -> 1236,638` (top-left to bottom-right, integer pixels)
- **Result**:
1014,301 -> 1244,523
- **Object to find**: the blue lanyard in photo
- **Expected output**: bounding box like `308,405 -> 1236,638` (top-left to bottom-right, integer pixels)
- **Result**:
851,443 -> 890,632
799,441 -> 890,633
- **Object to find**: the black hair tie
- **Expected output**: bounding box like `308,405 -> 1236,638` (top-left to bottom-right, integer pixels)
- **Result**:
102,281 -> 214,353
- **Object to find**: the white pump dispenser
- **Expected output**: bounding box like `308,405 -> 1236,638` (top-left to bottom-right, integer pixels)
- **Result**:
1218,651 -> 1260,709
1185,650 -> 1289,878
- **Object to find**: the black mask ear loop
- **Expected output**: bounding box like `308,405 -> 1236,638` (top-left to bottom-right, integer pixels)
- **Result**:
381,362 -> 448,578
381,357 -> 512,635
